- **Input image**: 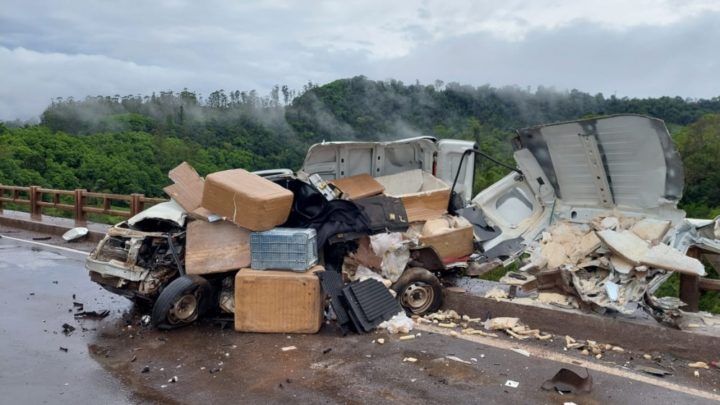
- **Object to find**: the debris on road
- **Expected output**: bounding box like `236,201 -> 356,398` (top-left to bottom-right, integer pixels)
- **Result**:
504,380 -> 519,388
281,346 -> 297,352
74,310 -> 110,319
82,115 -> 720,362
635,365 -> 673,377
62,227 -> 89,242
510,348 -> 530,357
61,323 -> 75,336
688,361 -> 710,369
541,368 -> 593,394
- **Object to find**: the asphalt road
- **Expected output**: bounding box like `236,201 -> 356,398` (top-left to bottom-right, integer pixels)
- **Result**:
1,234 -> 719,404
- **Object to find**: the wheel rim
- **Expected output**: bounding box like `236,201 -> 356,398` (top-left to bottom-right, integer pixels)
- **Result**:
400,282 -> 434,314
168,291 -> 199,324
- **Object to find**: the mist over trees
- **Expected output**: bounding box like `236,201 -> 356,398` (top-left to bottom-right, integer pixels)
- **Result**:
2,76 -> 720,216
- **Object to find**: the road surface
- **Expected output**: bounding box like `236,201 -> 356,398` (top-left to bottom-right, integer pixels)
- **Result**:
1,234 -> 718,404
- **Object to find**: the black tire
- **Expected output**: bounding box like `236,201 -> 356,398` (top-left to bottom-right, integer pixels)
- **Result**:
391,267 -> 443,315
151,275 -> 211,330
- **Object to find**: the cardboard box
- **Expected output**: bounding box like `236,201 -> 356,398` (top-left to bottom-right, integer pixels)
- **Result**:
185,220 -> 251,275
163,162 -> 214,221
375,169 -> 450,222
201,169 -> 293,231
234,266 -> 325,333
329,174 -> 385,199
418,217 -> 474,260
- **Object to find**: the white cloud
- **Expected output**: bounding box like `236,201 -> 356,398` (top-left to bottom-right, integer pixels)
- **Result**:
1,0 -> 719,119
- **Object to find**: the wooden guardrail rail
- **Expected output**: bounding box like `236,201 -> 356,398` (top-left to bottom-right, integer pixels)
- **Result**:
0,184 -> 167,226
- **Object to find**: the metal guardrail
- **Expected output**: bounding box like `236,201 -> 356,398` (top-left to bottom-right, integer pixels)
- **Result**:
0,185 -> 167,226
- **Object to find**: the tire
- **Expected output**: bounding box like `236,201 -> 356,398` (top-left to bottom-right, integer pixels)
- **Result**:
391,267 -> 443,315
151,275 -> 212,330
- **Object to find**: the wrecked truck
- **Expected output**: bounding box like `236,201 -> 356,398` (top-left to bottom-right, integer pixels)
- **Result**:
86,138 -> 478,327
86,114 -> 720,330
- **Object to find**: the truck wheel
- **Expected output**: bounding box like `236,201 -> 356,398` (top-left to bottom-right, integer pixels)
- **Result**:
151,275 -> 211,330
391,267 -> 443,315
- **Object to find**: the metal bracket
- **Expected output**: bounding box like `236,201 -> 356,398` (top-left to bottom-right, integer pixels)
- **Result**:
578,133 -> 613,207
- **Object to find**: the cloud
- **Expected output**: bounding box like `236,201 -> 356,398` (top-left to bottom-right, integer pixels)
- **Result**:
0,47 -> 201,120
372,12 -> 720,99
1,0 -> 719,120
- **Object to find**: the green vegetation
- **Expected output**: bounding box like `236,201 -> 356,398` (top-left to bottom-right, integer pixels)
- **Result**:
2,76 -> 720,309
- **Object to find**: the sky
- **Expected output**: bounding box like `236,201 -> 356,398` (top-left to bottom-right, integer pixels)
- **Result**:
1,0 -> 719,120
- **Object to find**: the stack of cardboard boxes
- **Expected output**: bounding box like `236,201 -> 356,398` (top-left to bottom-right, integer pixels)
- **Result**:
162,162 -> 476,334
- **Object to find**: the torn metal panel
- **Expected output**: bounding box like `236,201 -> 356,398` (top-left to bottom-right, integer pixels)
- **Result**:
577,130 -> 614,207
127,200 -> 187,229
514,114 -> 684,209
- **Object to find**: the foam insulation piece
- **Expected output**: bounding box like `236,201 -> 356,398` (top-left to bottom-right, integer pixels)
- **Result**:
569,231 -> 602,263
609,255 -> 634,274
641,244 -> 707,276
483,317 -> 519,331
631,218 -> 672,242
596,230 -> 649,265
541,242 -> 571,269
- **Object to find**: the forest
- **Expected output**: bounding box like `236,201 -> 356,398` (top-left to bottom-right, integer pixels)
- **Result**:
2,76 -> 720,311
2,76 -> 720,219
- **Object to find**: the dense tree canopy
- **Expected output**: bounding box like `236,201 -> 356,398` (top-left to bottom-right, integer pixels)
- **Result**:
2,77 -> 719,217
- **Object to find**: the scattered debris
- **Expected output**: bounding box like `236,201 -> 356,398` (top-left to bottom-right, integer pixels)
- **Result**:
62,227 -> 89,242
484,287 -> 508,300
141,366 -> 150,373
688,361 -> 710,369
32,236 -> 51,241
511,348 -> 530,357
541,368 -> 593,394
74,310 -> 110,319
504,380 -> 519,388
59,347 -> 68,352
61,323 -> 75,336
403,357 -> 418,363
377,311 -> 414,334
445,355 -> 471,364
635,365 -> 672,377
281,346 -> 297,352
399,335 -> 416,341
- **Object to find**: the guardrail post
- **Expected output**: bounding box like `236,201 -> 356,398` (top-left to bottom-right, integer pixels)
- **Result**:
130,193 -> 144,216
130,193 -> 145,216
29,186 -> 41,221
74,189 -> 87,226
679,274 -> 700,312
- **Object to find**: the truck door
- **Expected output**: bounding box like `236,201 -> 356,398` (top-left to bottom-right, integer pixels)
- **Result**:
436,140 -> 477,203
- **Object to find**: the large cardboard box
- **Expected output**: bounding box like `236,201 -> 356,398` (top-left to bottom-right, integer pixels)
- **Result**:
201,169 -> 293,231
234,266 -> 325,333
185,220 -> 251,275
375,169 -> 450,222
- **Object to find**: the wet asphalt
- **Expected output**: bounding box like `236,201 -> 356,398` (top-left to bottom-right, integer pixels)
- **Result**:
1,233 -> 719,404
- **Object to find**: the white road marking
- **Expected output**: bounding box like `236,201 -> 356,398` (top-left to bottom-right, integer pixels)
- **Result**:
0,234 -> 90,256
416,323 -> 720,402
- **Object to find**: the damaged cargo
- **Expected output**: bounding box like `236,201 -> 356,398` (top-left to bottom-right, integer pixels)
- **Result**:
86,114 -> 720,334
